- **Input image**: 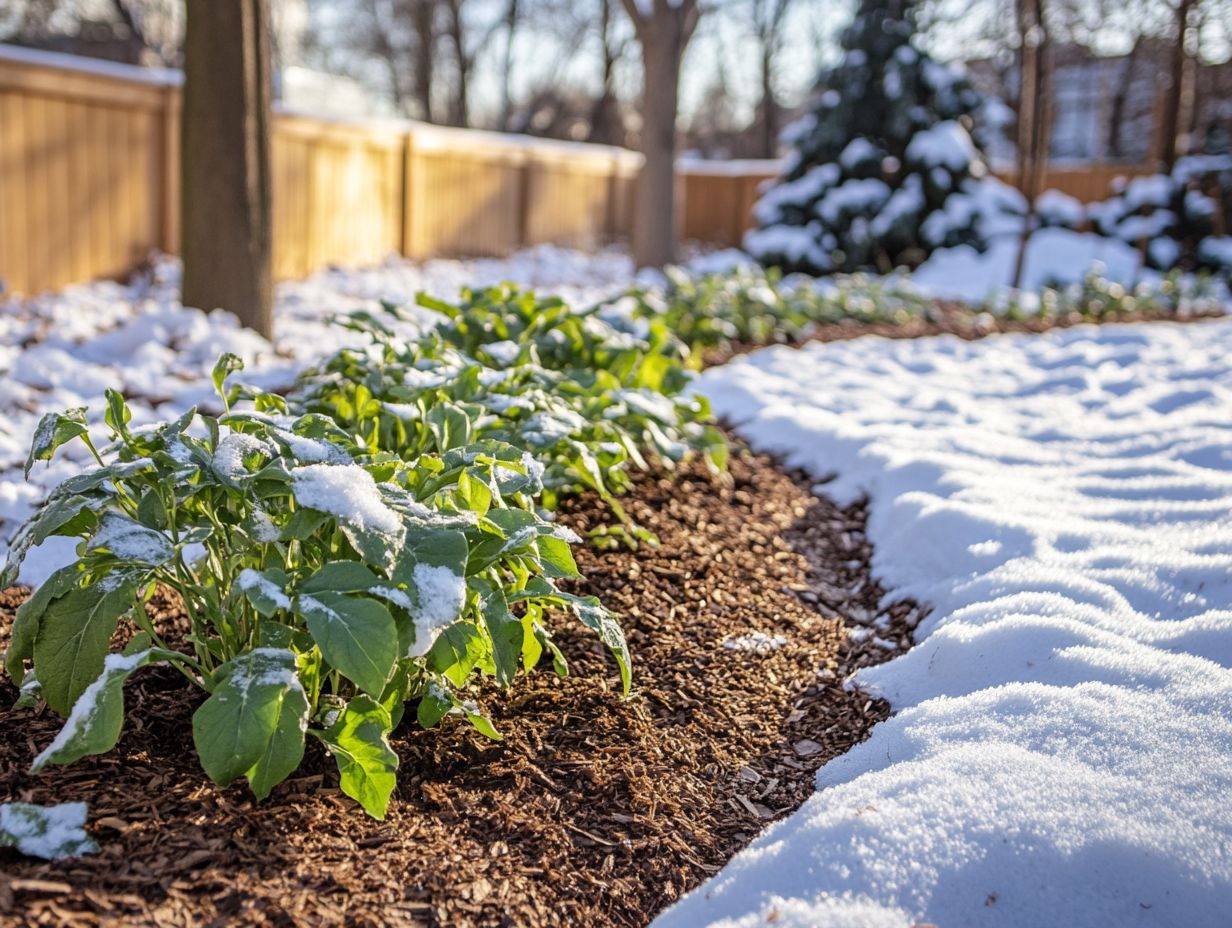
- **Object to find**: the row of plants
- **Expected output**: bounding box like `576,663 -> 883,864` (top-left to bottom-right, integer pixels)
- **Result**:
4,288 -> 726,822
611,265 -> 1225,360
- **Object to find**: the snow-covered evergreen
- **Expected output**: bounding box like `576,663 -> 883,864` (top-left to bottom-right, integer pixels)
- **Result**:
1088,155 -> 1232,277
745,0 -> 1012,275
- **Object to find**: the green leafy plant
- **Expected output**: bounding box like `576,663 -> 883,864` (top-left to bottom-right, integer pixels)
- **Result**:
616,265 -> 932,360
5,359 -> 628,819
295,286 -> 727,546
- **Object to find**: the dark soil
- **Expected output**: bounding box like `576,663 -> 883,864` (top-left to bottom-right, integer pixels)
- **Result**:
703,303 -> 1224,367
0,451 -> 922,927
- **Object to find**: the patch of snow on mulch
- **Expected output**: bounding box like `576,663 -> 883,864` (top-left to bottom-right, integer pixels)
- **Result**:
655,319 -> 1232,927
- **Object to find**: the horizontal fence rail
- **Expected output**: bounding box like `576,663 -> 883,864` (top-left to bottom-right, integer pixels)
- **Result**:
0,44 -> 1157,297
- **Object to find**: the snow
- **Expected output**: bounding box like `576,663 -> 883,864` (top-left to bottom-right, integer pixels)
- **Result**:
1035,188 -> 1084,227
406,562 -> 468,658
912,228 -> 1145,302
237,568 -> 291,611
0,801 -> 97,860
904,120 -> 980,173
656,319 -> 1232,927
290,464 -> 402,538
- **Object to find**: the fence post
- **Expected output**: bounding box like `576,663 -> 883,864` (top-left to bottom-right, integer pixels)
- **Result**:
160,83 -> 181,256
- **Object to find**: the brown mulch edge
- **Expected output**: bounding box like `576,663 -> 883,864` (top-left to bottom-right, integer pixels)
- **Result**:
702,303 -> 1225,366
0,450 -> 923,928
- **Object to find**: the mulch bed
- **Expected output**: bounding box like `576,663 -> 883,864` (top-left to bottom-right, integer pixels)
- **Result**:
704,303 -> 1225,366
0,450 -> 923,927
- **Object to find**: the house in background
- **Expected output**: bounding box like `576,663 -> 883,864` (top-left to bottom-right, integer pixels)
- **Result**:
967,40 -> 1232,167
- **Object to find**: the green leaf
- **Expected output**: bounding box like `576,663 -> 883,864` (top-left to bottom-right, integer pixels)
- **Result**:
85,511 -> 174,567
294,592 -> 397,697
300,562 -> 381,595
474,579 -> 522,688
0,802 -> 98,859
314,695 -> 398,820
212,353 -> 245,409
24,408 -> 88,477
426,622 -> 485,687
103,389 -> 132,440
236,568 -> 292,617
537,533 -> 580,579
5,565 -> 80,686
426,401 -> 473,452
192,648 -> 305,789
34,576 -> 137,715
30,648 -> 178,773
245,674 -> 310,801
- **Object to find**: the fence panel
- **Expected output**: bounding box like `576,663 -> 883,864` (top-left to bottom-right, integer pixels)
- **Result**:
0,44 -> 1163,298
0,50 -> 169,296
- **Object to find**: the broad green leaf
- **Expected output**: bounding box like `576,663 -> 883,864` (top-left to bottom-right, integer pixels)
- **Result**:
24,408 -> 88,477
30,648 -> 178,772
236,568 -> 292,617
426,401 -> 473,452
34,576 -> 137,715
315,695 -> 398,820
427,622 -> 485,687
85,511 -> 174,567
192,648 -> 305,788
0,801 -> 97,859
300,561 -> 380,595
245,673 -> 310,801
5,565 -> 80,686
294,592 -> 397,697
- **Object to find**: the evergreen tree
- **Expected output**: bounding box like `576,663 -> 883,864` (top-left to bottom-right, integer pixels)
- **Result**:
746,0 -> 1010,275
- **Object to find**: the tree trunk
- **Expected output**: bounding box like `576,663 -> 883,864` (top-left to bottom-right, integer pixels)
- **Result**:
181,0 -> 273,337
498,0 -> 519,131
630,17 -> 688,268
411,0 -> 436,123
1011,0 -> 1049,290
444,0 -> 470,127
758,46 -> 777,158
1106,34 -> 1142,160
1159,0 -> 1194,170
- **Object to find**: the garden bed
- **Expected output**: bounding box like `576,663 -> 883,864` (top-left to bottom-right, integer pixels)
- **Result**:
0,449 -> 919,927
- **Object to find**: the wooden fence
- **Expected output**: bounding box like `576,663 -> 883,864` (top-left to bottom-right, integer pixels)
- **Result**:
0,43 -> 1160,297
0,44 -> 641,298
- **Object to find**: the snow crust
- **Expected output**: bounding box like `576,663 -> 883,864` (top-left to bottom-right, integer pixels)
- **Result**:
290,464 -> 402,537
656,319 -> 1232,927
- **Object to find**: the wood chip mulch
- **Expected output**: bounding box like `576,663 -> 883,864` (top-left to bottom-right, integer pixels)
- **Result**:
0,449 -> 923,927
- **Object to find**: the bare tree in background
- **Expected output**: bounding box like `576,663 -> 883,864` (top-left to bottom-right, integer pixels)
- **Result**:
620,0 -> 702,268
591,0 -> 632,144
1011,0 -> 1051,289
1159,0 -> 1197,168
181,0 -> 273,336
749,0 -> 796,158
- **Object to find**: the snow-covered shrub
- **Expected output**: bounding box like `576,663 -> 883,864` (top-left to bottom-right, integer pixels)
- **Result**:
1088,155 -> 1232,277
1035,189 -> 1085,230
745,0 -> 1012,274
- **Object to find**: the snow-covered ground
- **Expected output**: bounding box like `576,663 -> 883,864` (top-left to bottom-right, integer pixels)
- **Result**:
656,320 -> 1232,927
